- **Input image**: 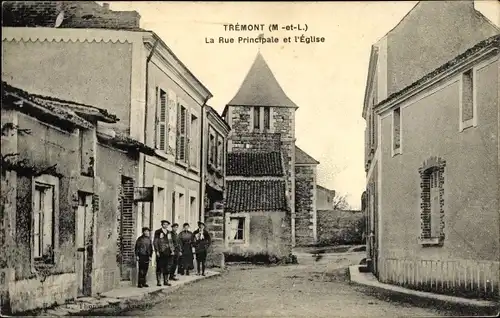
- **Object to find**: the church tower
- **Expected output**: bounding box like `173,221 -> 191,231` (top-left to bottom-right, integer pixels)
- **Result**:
222,52 -> 298,246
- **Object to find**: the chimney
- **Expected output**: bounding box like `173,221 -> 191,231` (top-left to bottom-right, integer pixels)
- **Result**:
102,3 -> 110,10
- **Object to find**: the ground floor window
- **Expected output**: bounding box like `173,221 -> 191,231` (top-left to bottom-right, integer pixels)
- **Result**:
230,217 -> 245,241
32,175 -> 59,264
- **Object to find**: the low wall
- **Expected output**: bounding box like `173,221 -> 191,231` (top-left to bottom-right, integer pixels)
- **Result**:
380,258 -> 499,300
8,272 -> 77,313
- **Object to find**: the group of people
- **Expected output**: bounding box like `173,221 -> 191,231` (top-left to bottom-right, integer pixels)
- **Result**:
134,220 -> 211,288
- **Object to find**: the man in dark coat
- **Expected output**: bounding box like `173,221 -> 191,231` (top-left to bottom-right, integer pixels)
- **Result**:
178,223 -> 194,275
169,223 -> 181,281
134,227 -> 153,288
193,221 -> 211,276
153,220 -> 174,286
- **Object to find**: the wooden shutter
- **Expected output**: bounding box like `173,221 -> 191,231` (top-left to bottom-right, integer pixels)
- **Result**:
167,90 -> 177,155
157,89 -> 167,151
187,110 -> 192,165
177,104 -> 187,161
264,107 -> 270,129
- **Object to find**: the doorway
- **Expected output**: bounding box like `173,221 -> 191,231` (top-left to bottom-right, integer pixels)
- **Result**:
76,192 -> 93,297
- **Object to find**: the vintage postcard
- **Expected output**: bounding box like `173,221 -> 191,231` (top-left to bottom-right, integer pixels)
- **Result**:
1,0 -> 499,317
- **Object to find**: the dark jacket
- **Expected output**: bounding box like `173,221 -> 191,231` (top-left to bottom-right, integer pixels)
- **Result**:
135,235 -> 153,258
193,229 -> 211,253
178,230 -> 194,253
171,231 -> 181,255
153,228 -> 174,255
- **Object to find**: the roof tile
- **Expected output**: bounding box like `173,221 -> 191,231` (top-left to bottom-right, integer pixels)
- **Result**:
226,180 -> 288,212
227,152 -> 284,177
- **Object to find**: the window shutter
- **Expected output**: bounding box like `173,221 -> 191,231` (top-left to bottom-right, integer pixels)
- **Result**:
167,90 -> 177,155
186,110 -> 192,165
158,89 -> 167,151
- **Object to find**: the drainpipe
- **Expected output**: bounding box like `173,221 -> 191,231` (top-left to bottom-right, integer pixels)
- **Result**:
141,37 -> 159,226
199,96 -> 210,222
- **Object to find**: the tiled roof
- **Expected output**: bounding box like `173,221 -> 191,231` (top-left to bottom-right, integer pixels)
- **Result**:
375,34 -> 500,110
2,1 -> 143,31
227,152 -> 284,177
2,81 -> 93,129
227,52 -> 298,108
1,81 -> 118,123
226,180 -> 288,212
295,146 -> 319,165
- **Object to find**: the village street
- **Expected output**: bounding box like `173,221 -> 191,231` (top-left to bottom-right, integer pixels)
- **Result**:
86,252 -> 463,317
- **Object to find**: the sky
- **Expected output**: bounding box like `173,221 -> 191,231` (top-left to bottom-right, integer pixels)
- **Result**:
106,1 -> 499,210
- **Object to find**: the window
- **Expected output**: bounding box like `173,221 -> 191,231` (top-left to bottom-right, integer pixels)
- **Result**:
419,157 -> 446,246
217,137 -> 223,169
230,218 -> 245,241
176,104 -> 187,162
392,107 -> 401,154
189,114 -> 198,167
253,106 -> 261,130
460,69 -> 475,130
209,133 -> 216,165
33,182 -> 55,263
156,88 -> 168,151
263,107 -> 270,130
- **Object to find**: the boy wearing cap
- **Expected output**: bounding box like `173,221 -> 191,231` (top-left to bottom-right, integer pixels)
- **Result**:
134,227 -> 153,288
193,221 -> 211,276
153,220 -> 174,286
169,223 -> 181,281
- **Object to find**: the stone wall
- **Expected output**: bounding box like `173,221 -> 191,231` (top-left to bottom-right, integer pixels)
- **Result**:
205,208 -> 225,268
294,165 -> 316,246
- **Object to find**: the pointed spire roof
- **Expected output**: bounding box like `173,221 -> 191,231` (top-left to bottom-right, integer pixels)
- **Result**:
227,52 -> 298,108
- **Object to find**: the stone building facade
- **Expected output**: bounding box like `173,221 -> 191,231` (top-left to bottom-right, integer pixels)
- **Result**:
222,52 -> 320,248
362,0 -> 500,299
0,82 -> 153,314
2,1 -> 213,286
294,146 -> 319,246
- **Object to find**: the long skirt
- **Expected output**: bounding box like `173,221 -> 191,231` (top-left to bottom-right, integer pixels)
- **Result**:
179,249 -> 194,271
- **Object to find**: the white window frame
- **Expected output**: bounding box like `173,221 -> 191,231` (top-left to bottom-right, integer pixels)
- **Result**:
391,107 -> 402,157
458,67 -> 478,132
32,174 -> 59,267
226,212 -> 250,247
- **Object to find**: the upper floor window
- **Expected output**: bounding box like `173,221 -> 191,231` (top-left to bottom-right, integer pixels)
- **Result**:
253,106 -> 271,132
209,133 -> 216,165
460,69 -> 476,131
156,88 -> 169,152
253,106 -> 261,130
176,104 -> 187,162
392,107 -> 401,155
217,136 -> 223,169
189,114 -> 199,168
263,107 -> 270,130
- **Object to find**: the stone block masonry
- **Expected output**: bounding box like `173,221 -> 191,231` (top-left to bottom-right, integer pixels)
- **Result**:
205,209 -> 225,268
295,165 -> 316,246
